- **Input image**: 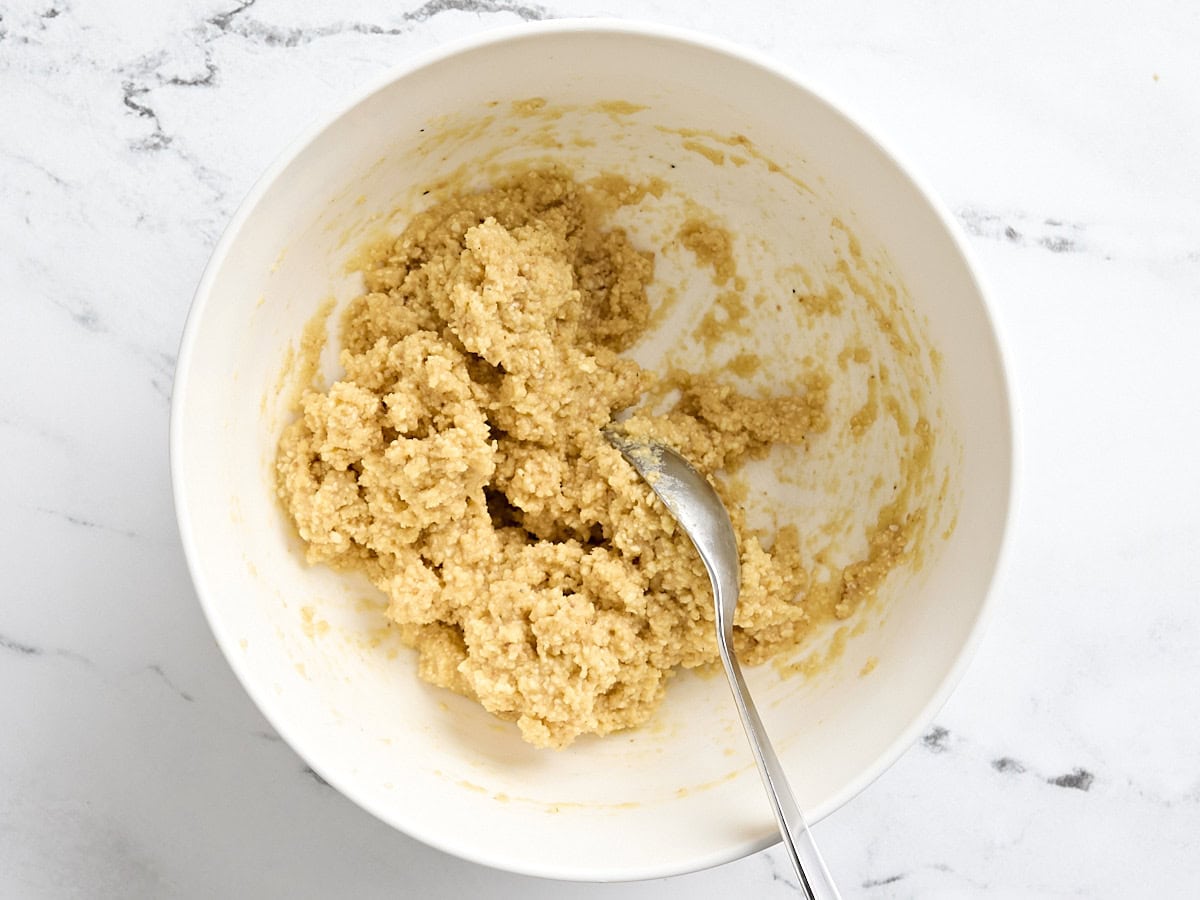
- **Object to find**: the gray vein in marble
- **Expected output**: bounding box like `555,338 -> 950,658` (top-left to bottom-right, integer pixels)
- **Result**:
862,873 -> 905,889
39,286 -> 177,399
0,633 -> 41,656
991,756 -> 1027,774
203,0 -> 549,48
0,631 -> 94,666
145,664 -> 195,703
3,791 -> 172,897
124,343 -> 177,401
34,506 -> 139,539
989,754 -> 1099,793
1048,768 -> 1095,792
405,0 -> 550,23
0,415 -> 76,449
957,206 -> 1086,254
121,77 -> 173,151
102,0 -> 559,239
927,727 -> 1101,798
46,284 -> 178,397
1110,776 -> 1200,814
4,152 -> 73,189
920,724 -> 951,753
49,296 -> 107,334
207,0 -> 258,31
165,59 -> 218,89
121,80 -> 157,120
112,53 -> 232,218
301,765 -> 331,788
760,850 -> 800,891
253,729 -> 284,743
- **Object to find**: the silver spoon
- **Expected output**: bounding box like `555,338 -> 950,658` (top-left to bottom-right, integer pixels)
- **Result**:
604,430 -> 841,899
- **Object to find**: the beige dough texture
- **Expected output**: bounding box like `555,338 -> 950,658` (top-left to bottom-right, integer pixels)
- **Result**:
276,168 -> 905,749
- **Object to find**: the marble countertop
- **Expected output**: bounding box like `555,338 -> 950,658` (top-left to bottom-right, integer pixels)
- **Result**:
3,1 -> 1198,896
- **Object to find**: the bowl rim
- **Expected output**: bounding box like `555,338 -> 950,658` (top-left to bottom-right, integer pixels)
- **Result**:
170,16 -> 1019,883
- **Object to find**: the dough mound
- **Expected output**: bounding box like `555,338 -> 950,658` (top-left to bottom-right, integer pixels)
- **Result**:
277,169 -> 822,749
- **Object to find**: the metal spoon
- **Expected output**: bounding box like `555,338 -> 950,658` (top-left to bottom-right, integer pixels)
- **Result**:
604,430 -> 841,899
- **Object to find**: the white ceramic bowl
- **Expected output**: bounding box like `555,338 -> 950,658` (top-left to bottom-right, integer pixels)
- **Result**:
171,21 -> 1014,882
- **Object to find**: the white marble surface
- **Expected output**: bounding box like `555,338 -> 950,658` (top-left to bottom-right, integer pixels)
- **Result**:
2,0 -> 1198,896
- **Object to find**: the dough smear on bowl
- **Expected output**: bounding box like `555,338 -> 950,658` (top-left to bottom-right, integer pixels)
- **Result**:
276,168 -> 916,749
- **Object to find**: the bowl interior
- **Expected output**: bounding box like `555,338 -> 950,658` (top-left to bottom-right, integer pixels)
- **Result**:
173,24 -> 1011,881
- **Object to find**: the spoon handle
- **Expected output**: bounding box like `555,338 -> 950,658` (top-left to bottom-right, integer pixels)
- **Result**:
720,647 -> 842,899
